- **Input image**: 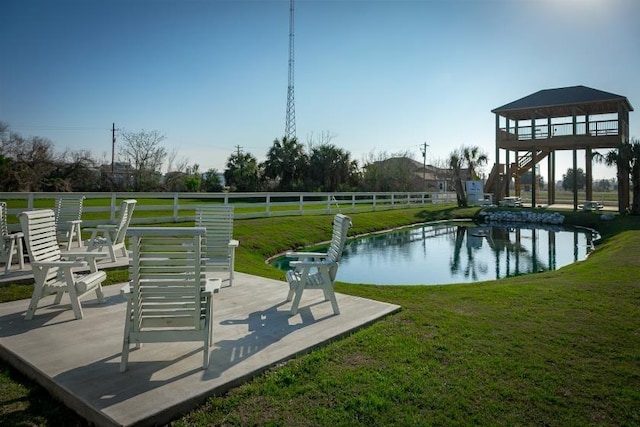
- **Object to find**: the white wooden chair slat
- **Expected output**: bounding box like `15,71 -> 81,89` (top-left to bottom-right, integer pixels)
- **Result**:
120,226 -> 219,372
19,209 -> 107,320
86,199 -> 137,262
31,246 -> 61,258
54,196 -> 85,250
195,205 -> 238,287
139,288 -> 199,295
284,214 -> 352,316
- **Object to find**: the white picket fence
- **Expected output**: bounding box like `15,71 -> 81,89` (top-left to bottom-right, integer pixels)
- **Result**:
0,191 -> 458,232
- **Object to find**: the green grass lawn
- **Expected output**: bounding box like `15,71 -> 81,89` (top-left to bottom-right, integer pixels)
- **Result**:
1,206 -> 639,426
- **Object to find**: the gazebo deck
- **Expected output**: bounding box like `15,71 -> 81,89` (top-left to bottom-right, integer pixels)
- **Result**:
0,267 -> 400,427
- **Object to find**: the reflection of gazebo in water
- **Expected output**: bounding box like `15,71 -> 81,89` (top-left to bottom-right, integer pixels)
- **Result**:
485,86 -> 634,212
454,224 -> 596,280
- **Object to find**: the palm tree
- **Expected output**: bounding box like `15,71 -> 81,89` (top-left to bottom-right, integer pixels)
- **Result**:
448,145 -> 488,207
597,137 -> 640,214
462,145 -> 489,181
449,150 -> 466,207
224,151 -> 261,192
264,136 -> 307,191
308,144 -> 353,191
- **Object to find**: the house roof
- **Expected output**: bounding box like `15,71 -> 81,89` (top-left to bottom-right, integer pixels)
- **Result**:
492,85 -> 634,120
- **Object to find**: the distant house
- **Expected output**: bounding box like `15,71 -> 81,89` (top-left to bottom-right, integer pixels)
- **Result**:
371,157 -> 459,192
100,162 -> 133,188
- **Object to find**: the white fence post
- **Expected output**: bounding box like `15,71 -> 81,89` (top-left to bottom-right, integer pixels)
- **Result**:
173,193 -> 179,221
110,193 -> 117,221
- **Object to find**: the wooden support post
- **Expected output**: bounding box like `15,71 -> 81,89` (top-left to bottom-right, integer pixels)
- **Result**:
585,147 -> 593,201
572,107 -> 578,210
531,113 -> 536,208
514,151 -> 520,196
585,114 -> 593,202
495,114 -> 500,195
547,151 -> 556,205
505,150 -> 510,197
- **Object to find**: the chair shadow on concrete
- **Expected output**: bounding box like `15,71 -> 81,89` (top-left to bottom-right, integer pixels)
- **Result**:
52,348 -> 206,410
204,299 -> 336,380
0,292 -> 123,337
45,300 -> 335,411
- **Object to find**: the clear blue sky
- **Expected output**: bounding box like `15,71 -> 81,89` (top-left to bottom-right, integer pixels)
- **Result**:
2,0 -> 639,181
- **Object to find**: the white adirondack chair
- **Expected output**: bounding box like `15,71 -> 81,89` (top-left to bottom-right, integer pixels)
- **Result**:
1,202 -> 25,274
19,209 -> 107,320
195,205 -> 239,287
86,199 -> 137,262
285,214 -> 352,315
55,196 -> 85,250
120,227 -> 219,372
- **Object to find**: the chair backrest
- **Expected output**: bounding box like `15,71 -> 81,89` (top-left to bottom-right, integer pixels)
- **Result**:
0,202 -> 8,238
0,202 -> 8,253
113,199 -> 137,244
55,196 -> 85,230
0,201 -> 10,239
195,205 -> 234,259
19,209 -> 63,283
127,227 -> 207,330
327,214 -> 352,279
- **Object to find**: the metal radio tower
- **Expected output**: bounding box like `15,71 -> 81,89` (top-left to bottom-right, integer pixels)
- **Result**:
284,0 -> 296,139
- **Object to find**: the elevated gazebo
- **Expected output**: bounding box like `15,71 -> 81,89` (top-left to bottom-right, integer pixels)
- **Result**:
485,85 -> 634,211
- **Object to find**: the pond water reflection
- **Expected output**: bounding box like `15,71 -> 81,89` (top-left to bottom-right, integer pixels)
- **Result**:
272,222 -> 599,285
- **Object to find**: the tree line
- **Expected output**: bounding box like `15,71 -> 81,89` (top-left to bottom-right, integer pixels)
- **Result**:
0,123 -> 447,193
4,121 -> 637,213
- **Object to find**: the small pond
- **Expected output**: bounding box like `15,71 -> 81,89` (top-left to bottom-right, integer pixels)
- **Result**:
272,222 -> 599,285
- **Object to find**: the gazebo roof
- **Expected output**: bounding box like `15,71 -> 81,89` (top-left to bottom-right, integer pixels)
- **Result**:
492,85 -> 634,120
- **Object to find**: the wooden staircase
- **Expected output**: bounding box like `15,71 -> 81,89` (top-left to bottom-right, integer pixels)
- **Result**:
484,150 -> 550,200
518,150 -> 549,174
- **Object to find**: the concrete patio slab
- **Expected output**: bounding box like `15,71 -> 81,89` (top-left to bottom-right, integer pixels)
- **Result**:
0,272 -> 400,427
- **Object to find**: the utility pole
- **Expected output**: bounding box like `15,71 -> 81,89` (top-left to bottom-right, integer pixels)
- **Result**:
235,145 -> 243,170
111,123 -> 116,175
420,142 -> 429,192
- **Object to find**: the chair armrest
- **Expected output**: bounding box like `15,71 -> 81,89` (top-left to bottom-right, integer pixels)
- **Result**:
66,219 -> 82,225
286,251 -> 329,263
63,251 -> 110,272
229,239 -> 239,248
64,251 -> 110,261
289,259 -> 336,268
3,231 -> 24,240
121,283 -> 132,298
33,260 -> 88,269
286,251 -> 327,259
204,278 -> 222,296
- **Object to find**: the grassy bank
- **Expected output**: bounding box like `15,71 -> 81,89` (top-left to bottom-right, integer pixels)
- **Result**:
1,206 -> 639,426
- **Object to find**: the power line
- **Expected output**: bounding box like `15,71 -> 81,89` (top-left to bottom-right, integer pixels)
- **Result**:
9,125 -> 108,132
